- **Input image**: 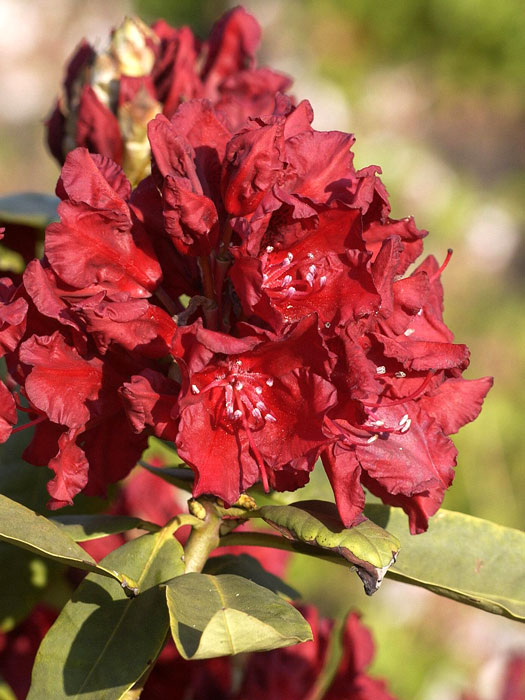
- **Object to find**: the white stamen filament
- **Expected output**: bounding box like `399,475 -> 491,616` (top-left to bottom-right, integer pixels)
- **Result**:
266,377 -> 274,387
225,385 -> 234,415
255,386 -> 263,395
399,413 -> 409,426
376,366 -> 386,375
400,418 -> 412,433
404,328 -> 415,336
367,435 -> 378,444
395,371 -> 407,378
191,384 -> 200,394
265,413 -> 277,423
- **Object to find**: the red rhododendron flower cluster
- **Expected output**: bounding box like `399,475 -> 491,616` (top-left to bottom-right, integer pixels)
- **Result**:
47,7 -> 291,184
0,7 -> 491,534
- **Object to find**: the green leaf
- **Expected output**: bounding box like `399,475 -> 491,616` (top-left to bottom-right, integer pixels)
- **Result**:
139,461 -> 194,492
51,514 -> 160,541
0,192 -> 59,227
0,422 -> 52,512
365,505 -> 525,622
165,572 -> 312,659
28,532 -> 184,700
0,494 -> 137,593
204,553 -> 299,600
258,501 -> 400,595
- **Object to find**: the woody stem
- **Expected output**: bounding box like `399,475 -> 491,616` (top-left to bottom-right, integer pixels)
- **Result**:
199,255 -> 215,301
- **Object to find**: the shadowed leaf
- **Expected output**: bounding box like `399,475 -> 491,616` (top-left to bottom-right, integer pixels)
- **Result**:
139,462 -> 194,492
28,532 -> 184,699
0,193 -> 59,227
51,514 -> 160,541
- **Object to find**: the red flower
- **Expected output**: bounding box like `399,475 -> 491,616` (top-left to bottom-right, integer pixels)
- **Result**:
18,332 -> 147,508
174,316 -> 336,504
0,277 -> 27,356
46,149 -> 162,298
0,380 -> 17,444
1,41 -> 490,526
229,208 -> 378,333
46,8 -> 291,184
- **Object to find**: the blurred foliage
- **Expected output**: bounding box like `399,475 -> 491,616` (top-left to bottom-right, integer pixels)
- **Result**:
305,0 -> 525,94
133,0 -> 227,34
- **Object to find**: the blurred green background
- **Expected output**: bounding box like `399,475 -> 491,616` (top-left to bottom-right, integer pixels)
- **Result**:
0,0 -> 523,697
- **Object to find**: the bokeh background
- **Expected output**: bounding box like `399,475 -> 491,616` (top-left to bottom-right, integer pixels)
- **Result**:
0,0 -> 524,697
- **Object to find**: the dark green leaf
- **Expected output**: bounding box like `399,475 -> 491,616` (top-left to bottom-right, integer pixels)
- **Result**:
51,514 -> 160,541
165,573 -> 312,659
0,193 -> 59,227
0,494 -> 137,592
259,501 -> 400,594
365,505 -> 525,622
0,423 -> 51,512
28,532 -> 184,700
139,462 -> 194,492
204,553 -> 299,600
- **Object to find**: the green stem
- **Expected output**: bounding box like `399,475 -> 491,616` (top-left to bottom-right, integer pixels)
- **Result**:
183,502 -> 222,573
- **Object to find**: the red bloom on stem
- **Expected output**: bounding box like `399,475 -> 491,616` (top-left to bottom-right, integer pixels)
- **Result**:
174,316 -> 336,504
46,149 -> 162,298
1,21 -> 491,528
17,331 -> 147,508
46,7 -> 291,185
0,380 -> 17,444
